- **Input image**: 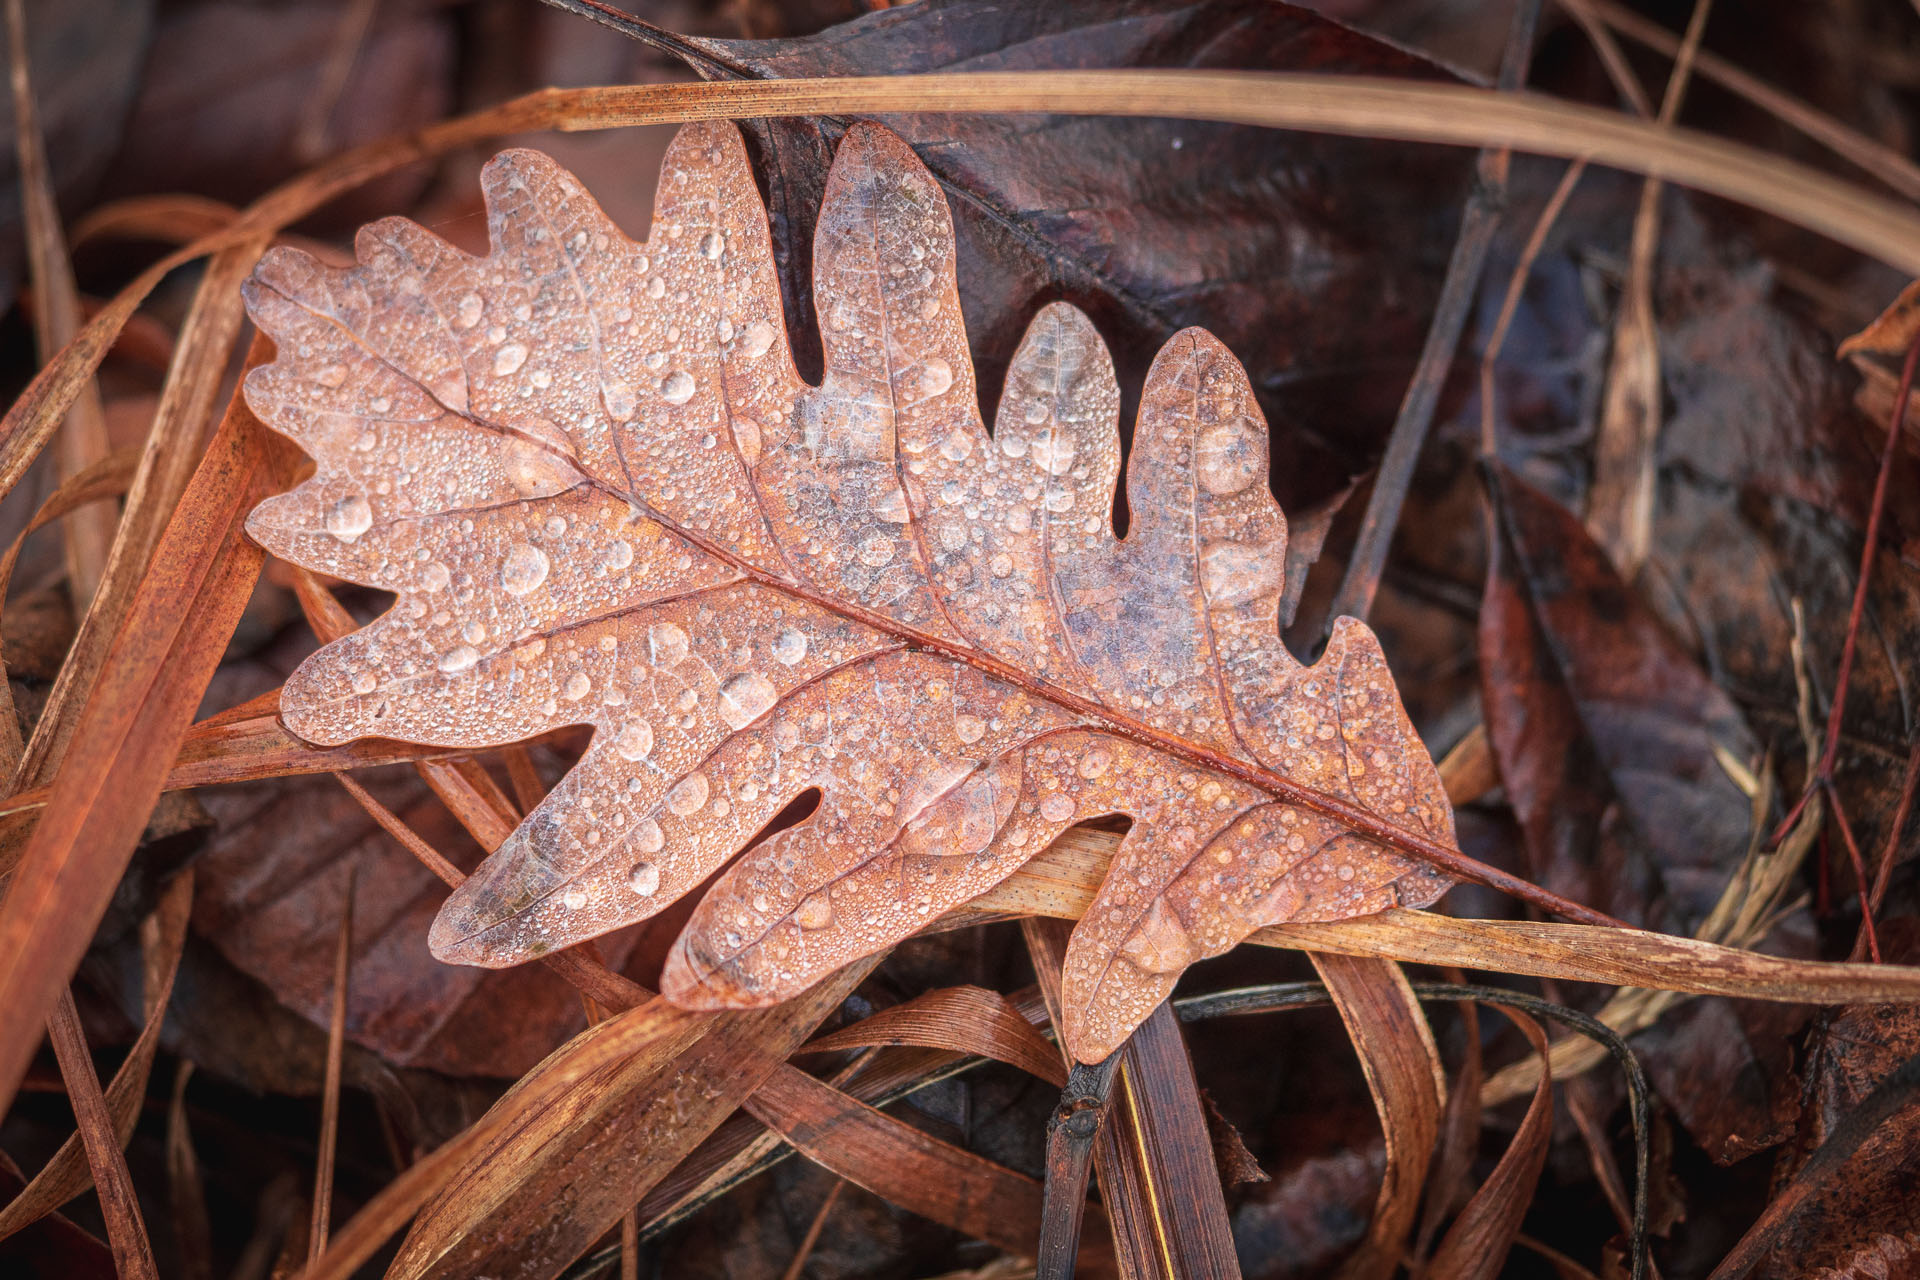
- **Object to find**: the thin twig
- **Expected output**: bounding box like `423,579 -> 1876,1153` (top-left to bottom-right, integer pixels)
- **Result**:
309,863 -> 357,1265
1574,0 -> 1920,203
779,1179 -> 845,1280
295,0 -> 381,161
1326,0 -> 1543,628
1554,0 -> 1655,117
1479,156 -> 1590,457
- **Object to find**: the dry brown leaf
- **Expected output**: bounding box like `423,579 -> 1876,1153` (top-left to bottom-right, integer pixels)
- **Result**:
238,118 -> 1468,1063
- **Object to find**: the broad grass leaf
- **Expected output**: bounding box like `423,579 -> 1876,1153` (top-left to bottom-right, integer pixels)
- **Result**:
240,118 -> 1455,1062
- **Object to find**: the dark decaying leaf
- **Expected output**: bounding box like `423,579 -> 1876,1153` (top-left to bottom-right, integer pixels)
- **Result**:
1480,459 -> 1758,931
689,0 -> 1472,514
1721,919 -> 1920,1280
1479,461 -> 1807,1159
238,114 -> 1460,1064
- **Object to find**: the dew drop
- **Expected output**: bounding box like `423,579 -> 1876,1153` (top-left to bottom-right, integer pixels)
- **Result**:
615,720 -> 654,760
634,818 -> 666,855
1201,540 -> 1281,608
918,357 -> 953,398
325,495 -> 373,542
858,534 -> 894,567
628,861 -> 661,896
718,672 -> 778,729
741,321 -> 776,358
698,230 -> 724,259
734,417 -> 762,464
500,543 -> 550,596
601,380 -> 638,422
604,539 -> 634,570
501,437 -> 583,498
351,671 -> 378,695
954,714 -> 986,744
1120,900 -> 1195,975
562,887 -> 588,910
660,370 -> 696,405
771,627 -> 808,665
648,622 -> 689,667
988,553 -> 1014,578
1030,435 -> 1077,476
454,292 -> 484,328
439,644 -> 480,674
795,892 -> 832,930
492,343 -> 529,376
1196,422 -> 1264,496
666,773 -> 709,816
1077,747 -> 1112,780
1040,794 -> 1075,823
419,561 -> 451,592
562,671 -> 591,702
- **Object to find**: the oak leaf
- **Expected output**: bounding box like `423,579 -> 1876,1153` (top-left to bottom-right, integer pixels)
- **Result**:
239,120 -> 1456,1062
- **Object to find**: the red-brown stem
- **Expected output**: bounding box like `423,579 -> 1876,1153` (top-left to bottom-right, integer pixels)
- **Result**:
1853,741 -> 1920,962
1825,783 -> 1881,963
1773,326 -> 1920,845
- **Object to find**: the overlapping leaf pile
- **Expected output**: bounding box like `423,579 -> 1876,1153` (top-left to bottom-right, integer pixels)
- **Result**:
242,119 -> 1455,1060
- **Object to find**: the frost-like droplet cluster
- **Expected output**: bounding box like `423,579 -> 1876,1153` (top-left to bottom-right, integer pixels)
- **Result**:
240,119 -> 1458,1063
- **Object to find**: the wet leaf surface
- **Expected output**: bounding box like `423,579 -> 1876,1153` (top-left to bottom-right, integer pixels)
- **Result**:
241,118 -> 1457,1063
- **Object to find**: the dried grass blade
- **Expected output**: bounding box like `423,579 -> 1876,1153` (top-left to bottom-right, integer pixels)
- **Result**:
71,195 -> 241,252
1576,0 -> 1920,203
1413,996 -> 1481,1265
0,444 -> 141,775
1425,1006 -> 1553,1280
803,985 -> 1066,1087
383,964 -> 873,1280
743,1066 -> 1048,1259
45,989 -> 158,1280
166,1062 -> 215,1280
9,239 -> 265,791
1312,953 -> 1442,1280
15,64 -> 1920,548
5,0 -> 116,611
1586,0 -> 1712,572
297,996 -> 700,1280
0,869 -> 192,1240
0,341 -> 281,1116
972,830 -> 1920,1004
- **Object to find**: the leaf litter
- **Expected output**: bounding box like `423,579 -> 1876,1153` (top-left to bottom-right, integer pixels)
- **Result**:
8,2 -> 1920,1277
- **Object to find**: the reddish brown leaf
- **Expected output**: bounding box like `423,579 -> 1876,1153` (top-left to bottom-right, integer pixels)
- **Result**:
239,117 -> 1464,1064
